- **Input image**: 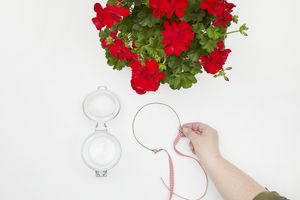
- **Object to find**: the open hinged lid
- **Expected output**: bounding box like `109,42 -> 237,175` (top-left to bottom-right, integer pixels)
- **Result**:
83,86 -> 120,125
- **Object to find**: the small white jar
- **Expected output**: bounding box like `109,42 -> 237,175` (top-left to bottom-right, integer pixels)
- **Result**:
81,86 -> 121,177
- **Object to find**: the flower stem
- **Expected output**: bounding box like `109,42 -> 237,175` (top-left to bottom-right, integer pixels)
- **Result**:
225,30 -> 240,35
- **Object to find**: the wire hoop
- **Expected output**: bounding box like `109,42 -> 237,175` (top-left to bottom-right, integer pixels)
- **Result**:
132,102 -> 182,153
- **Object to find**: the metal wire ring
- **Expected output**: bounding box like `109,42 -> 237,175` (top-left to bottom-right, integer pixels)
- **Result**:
132,102 -> 182,153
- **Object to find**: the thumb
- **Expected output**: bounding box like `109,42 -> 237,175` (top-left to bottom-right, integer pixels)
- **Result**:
182,127 -> 198,141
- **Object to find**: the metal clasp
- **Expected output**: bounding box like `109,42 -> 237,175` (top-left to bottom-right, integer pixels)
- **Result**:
97,86 -> 108,91
95,170 -> 108,177
95,122 -> 108,132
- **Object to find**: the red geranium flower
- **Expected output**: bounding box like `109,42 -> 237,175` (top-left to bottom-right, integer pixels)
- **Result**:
149,0 -> 188,18
92,3 -> 105,30
200,0 -> 235,28
162,20 -> 194,56
130,59 -> 165,94
200,41 -> 231,74
149,0 -> 170,18
102,31 -> 138,61
109,39 -> 138,60
92,3 -> 130,30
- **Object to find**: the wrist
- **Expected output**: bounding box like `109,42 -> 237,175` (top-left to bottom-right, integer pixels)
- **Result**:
197,153 -> 223,168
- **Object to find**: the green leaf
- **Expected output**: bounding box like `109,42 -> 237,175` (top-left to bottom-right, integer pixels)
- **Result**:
187,51 -> 200,62
181,73 -> 196,89
190,66 -> 202,74
107,0 -> 119,5
189,59 -> 202,75
164,72 -> 198,90
118,16 -> 134,33
146,36 -> 164,57
167,56 -> 184,73
185,73 -> 197,83
193,23 -> 205,35
184,10 -> 206,22
159,63 -> 167,71
207,26 -> 222,40
172,77 -> 182,89
183,1 -> 206,22
182,63 -> 190,72
138,7 -> 160,27
164,75 -> 181,90
99,29 -> 110,40
132,24 -> 143,32
106,51 -> 127,70
200,37 -> 217,53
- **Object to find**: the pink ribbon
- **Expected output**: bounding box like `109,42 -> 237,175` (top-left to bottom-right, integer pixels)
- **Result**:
154,131 -> 208,200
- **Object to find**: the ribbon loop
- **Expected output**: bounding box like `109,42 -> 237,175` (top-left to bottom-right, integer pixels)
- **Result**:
155,131 -> 208,200
132,103 -> 208,200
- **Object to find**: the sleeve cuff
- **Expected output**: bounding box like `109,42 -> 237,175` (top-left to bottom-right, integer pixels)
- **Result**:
253,191 -> 288,200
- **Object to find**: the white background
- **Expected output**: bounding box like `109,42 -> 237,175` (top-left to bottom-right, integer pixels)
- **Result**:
0,0 -> 299,199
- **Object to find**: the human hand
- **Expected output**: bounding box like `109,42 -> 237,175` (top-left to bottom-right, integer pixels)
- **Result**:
181,122 -> 222,165
181,123 -> 268,200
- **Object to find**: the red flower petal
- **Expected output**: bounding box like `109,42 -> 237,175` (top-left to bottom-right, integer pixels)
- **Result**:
200,41 -> 231,74
162,20 -> 194,56
130,59 -> 165,94
101,39 -> 109,48
92,3 -> 130,30
149,0 -> 188,18
199,0 -> 235,28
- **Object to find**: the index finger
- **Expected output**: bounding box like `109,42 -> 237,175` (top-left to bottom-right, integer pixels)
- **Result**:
181,122 -> 211,132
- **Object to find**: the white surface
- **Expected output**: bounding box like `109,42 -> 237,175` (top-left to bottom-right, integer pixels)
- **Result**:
0,0 -> 299,199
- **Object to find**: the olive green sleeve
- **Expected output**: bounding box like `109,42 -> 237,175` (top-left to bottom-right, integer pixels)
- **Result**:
253,191 -> 289,200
